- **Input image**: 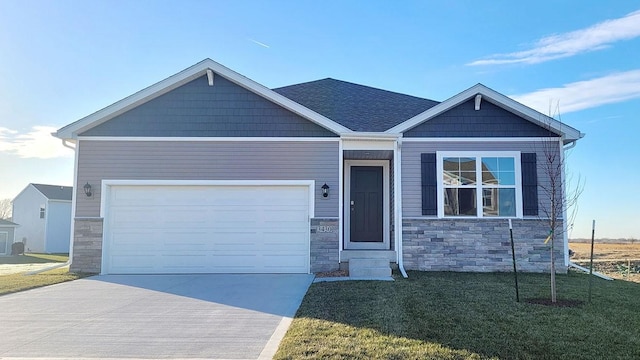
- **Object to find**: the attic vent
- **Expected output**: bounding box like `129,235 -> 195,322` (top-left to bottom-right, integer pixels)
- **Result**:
206,69 -> 214,86
474,94 -> 482,111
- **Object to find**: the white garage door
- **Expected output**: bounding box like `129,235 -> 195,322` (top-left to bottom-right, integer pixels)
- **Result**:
102,184 -> 311,274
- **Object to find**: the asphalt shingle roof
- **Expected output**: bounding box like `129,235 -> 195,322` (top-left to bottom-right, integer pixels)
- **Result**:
32,184 -> 73,201
0,219 -> 18,226
273,78 -> 439,132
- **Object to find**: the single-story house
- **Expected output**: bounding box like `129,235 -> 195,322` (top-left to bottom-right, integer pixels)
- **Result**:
12,184 -> 72,253
0,219 -> 19,256
54,58 -> 583,276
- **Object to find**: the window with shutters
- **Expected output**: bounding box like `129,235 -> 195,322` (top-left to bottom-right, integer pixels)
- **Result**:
436,152 -> 523,218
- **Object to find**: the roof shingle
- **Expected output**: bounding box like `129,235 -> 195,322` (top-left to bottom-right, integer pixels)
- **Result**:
273,78 -> 439,132
32,184 -> 73,201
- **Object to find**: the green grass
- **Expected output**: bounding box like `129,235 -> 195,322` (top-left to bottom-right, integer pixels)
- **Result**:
275,271 -> 640,360
0,267 -> 82,295
0,253 -> 69,264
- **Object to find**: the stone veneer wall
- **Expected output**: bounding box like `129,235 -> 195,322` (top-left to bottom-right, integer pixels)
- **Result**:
403,218 -> 566,273
70,218 -> 104,274
310,218 -> 339,273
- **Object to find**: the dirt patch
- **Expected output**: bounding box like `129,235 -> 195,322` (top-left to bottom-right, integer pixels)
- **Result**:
525,298 -> 584,307
569,242 -> 640,261
569,242 -> 640,283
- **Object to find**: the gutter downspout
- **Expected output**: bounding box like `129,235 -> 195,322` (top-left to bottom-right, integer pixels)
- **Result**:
395,137 -> 408,278
561,139 -> 577,268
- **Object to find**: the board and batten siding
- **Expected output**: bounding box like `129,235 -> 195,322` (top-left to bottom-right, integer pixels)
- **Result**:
401,140 -> 561,217
75,140 -> 339,218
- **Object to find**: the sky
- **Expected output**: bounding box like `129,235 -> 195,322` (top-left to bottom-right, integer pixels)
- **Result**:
0,1 -> 639,239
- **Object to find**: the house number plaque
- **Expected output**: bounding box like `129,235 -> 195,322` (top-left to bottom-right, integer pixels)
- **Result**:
316,225 -> 337,233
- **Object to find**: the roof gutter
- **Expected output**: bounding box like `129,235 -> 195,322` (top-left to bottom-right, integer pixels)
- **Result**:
563,139 -> 577,150
61,139 -> 76,150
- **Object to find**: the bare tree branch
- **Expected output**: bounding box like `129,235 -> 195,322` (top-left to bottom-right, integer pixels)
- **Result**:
535,109 -> 584,303
0,198 -> 12,220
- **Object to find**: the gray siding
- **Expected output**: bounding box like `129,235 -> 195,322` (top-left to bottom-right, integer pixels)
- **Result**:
401,140 -> 561,217
75,140 -> 339,217
404,99 -> 557,137
80,75 -> 338,137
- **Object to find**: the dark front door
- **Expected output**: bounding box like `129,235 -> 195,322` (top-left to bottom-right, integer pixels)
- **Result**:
350,166 -> 383,243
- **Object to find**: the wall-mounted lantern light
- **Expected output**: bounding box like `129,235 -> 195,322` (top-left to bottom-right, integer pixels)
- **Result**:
321,183 -> 330,198
83,182 -> 92,197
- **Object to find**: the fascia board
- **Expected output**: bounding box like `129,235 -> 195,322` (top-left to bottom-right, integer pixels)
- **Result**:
54,59 -> 351,140
340,132 -> 401,140
387,84 -> 584,142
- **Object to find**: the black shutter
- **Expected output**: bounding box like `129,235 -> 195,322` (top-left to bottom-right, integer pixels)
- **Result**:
521,153 -> 538,216
421,153 -> 437,215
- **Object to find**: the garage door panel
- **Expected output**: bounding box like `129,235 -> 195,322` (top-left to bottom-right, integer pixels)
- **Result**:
104,184 -> 311,274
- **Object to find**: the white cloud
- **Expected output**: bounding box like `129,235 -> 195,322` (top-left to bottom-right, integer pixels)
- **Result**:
511,69 -> 640,114
469,10 -> 640,66
0,126 -> 73,159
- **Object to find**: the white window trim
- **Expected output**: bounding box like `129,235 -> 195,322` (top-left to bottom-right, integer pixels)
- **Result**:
436,151 -> 523,219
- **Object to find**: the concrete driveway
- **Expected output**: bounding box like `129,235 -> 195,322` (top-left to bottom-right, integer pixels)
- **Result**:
0,274 -> 314,359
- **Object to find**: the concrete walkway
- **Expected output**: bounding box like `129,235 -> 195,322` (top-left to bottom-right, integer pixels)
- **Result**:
0,274 -> 314,359
0,262 -> 63,275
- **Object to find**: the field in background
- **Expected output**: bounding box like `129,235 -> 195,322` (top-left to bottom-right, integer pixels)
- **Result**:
569,242 -> 640,282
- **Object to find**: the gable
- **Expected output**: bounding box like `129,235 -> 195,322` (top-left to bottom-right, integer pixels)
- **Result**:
273,79 -> 438,132
403,98 -> 557,138
80,75 -> 338,138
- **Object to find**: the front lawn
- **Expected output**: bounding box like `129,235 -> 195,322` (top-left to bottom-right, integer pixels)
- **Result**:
0,267 -> 81,295
276,271 -> 640,359
0,253 -> 69,264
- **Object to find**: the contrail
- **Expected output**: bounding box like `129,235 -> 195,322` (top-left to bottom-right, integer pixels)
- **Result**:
248,38 -> 270,48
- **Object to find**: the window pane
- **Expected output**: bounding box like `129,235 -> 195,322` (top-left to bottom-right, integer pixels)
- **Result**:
499,188 -> 516,216
482,157 -> 498,173
482,170 -> 499,185
498,157 -> 515,172
443,158 -> 459,185
460,171 -> 476,185
459,158 -> 475,171
443,157 -> 476,185
482,157 -> 515,185
498,171 -> 516,185
444,188 -> 477,216
482,188 -> 516,217
482,189 -> 497,215
443,158 -> 459,172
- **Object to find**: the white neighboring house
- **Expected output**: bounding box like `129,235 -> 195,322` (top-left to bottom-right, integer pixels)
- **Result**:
12,184 -> 73,253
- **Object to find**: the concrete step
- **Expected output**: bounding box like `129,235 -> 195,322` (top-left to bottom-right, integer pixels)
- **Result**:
349,258 -> 390,268
349,258 -> 392,278
341,250 -> 396,261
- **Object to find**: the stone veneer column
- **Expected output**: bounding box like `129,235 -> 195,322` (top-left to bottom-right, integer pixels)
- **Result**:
310,218 -> 339,273
402,218 -> 566,273
70,218 -> 103,274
